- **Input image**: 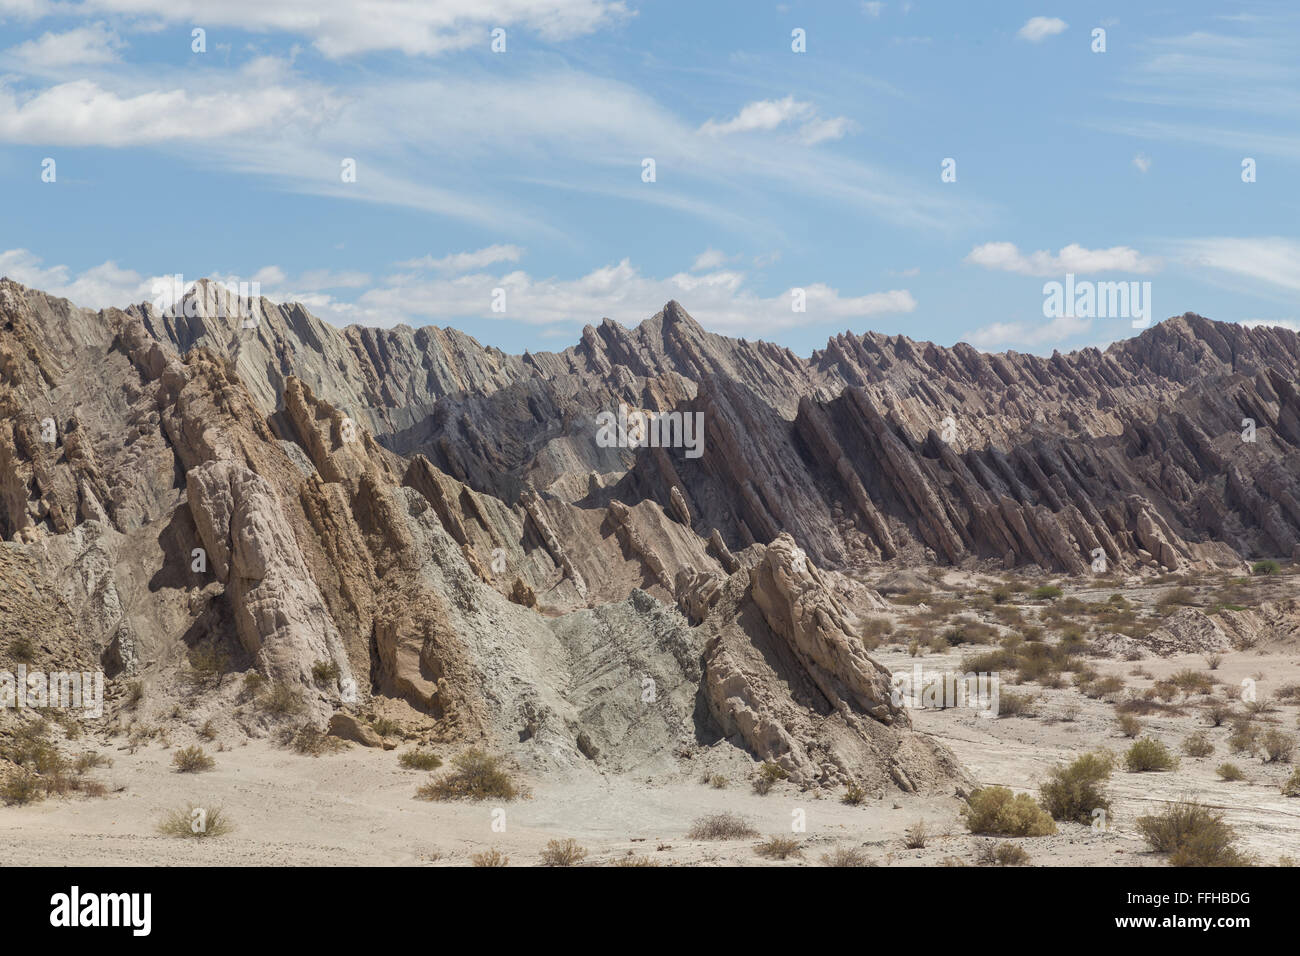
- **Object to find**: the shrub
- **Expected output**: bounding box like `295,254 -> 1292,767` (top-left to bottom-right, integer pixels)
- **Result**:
1124,738 -> 1178,772
707,774 -> 728,789
311,660 -> 341,685
157,804 -> 233,839
688,813 -> 759,840
752,761 -> 788,795
259,682 -> 304,716
72,751 -> 111,774
1204,653 -> 1222,671
1228,721 -> 1259,755
471,848 -> 509,867
1117,714 -> 1143,739
370,716 -> 401,738
287,724 -> 344,756
417,748 -> 518,801
904,820 -> 930,849
539,838 -> 588,867
186,644 -> 230,689
1030,585 -> 1063,601
1169,669 -> 1214,696
975,840 -> 1030,866
820,846 -> 873,867
8,635 -> 36,663
399,750 -> 443,771
1283,769 -> 1300,797
755,836 -> 802,860
1261,729 -> 1295,763
1182,733 -> 1214,758
841,783 -> 866,805
611,855 -> 660,867
1217,763 -> 1245,782
1252,560 -> 1280,576
1204,701 -> 1234,727
124,681 -> 144,709
998,691 -> 1039,718
1040,751 -> 1114,824
172,746 -> 214,773
1,771 -> 45,806
1136,798 -> 1250,866
960,786 -> 1056,837
1084,675 -> 1125,700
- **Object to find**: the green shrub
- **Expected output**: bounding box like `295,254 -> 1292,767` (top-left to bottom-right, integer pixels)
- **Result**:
1030,585 -> 1063,601
1252,560 -> 1279,576
960,786 -> 1056,837
416,748 -> 518,801
1217,763 -> 1245,782
752,761 -> 788,795
259,682 -> 304,716
1124,738 -> 1179,772
1136,798 -> 1250,866
399,750 -> 443,771
841,782 -> 866,805
1039,751 -> 1114,824
311,659 -> 341,685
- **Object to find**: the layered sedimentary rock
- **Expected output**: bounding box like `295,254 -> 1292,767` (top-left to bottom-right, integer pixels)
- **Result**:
3,274 -> 1299,790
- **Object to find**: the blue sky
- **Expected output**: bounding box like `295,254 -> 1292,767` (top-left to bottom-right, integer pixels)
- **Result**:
1,0 -> 1297,356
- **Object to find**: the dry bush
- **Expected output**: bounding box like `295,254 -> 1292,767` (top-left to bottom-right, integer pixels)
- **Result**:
172,745 -> 214,773
1039,751 -> 1114,824
310,659 -> 341,685
752,761 -> 788,795
1136,798 -> 1251,867
1217,763 -> 1245,782
471,848 -> 509,867
998,691 -> 1039,718
157,804 -> 233,839
539,838 -> 588,867
960,786 -> 1056,836
1260,729 -> 1295,763
755,836 -> 802,860
1204,701 -> 1234,727
417,748 -> 518,801
688,813 -> 759,840
1182,733 -> 1214,758
1124,738 -> 1178,772
286,724 -> 345,756
258,682 -> 304,717
611,855 -> 660,867
904,820 -> 930,849
1283,769 -> 1300,797
820,846 -> 873,867
1117,714 -> 1143,738
975,840 -> 1030,866
841,783 -> 866,805
1,771 -> 44,806
399,750 -> 443,770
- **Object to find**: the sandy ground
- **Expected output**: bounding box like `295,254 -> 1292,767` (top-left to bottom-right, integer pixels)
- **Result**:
4,575 -> 1299,867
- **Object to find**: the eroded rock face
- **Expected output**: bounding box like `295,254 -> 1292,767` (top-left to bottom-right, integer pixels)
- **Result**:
4,275 -> 1299,790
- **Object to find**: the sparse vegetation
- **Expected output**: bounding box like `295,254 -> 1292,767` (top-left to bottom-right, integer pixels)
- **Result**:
417,748 -> 518,801
755,836 -> 802,860
399,750 -> 443,771
8,635 -> 36,663
841,782 -> 867,805
1136,798 -> 1251,866
820,845 -> 872,867
259,682 -> 305,717
471,848 -> 509,867
1261,729 -> 1295,763
157,804 -> 233,839
1182,733 -> 1214,758
752,761 -> 788,795
1251,559 -> 1280,576
975,840 -> 1030,866
1217,763 -> 1245,782
1030,585 -> 1062,601
311,659 -> 341,685
1124,738 -> 1179,772
539,838 -> 588,866
1040,751 -> 1114,824
172,745 -> 215,773
1117,714 -> 1143,738
1283,769 -> 1300,797
904,820 -> 930,849
960,786 -> 1056,837
688,813 -> 759,840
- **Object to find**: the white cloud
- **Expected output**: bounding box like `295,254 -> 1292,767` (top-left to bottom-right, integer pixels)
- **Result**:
53,0 -> 632,59
396,245 -> 524,273
1018,17 -> 1068,42
799,116 -> 853,145
0,248 -> 159,308
2,22 -> 123,68
0,75 -> 328,145
1132,152 -> 1151,173
966,242 -> 1162,276
862,2 -> 886,17
1167,237 -> 1300,292
700,96 -> 814,135
963,314 -> 1092,349
691,249 -> 730,271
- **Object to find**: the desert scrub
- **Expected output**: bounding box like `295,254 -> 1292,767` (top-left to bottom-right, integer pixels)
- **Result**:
370,716 -> 402,738
8,635 -> 36,663
417,748 -> 518,801
975,840 -> 1030,866
707,774 -> 728,789
311,659 -> 341,685
960,786 -> 1056,837
820,845 -> 873,867
539,838 -> 588,867
752,761 -> 788,795
1124,738 -> 1179,772
1039,751 -> 1114,824
157,804 -> 233,839
1283,769 -> 1300,797
1251,559 -> 1279,576
687,813 -> 759,840
124,680 -> 144,710
471,848 -> 509,867
1260,729 -> 1295,763
997,691 -> 1039,718
286,723 -> 344,756
903,820 -> 930,849
1181,733 -> 1214,758
1,770 -> 45,806
1116,714 -> 1143,738
1136,798 -> 1251,866
755,836 -> 802,860
259,682 -> 305,717
172,745 -> 214,773
841,782 -> 866,805
186,643 -> 230,689
1030,585 -> 1062,601
398,750 -> 443,771
1217,763 -> 1245,782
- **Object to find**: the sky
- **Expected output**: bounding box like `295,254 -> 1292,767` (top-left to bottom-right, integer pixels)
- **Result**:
0,0 -> 1297,357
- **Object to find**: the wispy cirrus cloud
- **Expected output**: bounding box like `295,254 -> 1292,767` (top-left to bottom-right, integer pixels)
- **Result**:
1017,17 -> 1068,43
966,242 -> 1162,276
